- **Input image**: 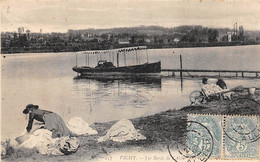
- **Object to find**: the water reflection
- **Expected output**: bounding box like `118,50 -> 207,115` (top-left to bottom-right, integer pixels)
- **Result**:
73,75 -> 162,89
72,76 -> 162,114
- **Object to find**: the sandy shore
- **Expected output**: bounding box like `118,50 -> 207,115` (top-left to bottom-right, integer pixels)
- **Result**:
2,93 -> 260,161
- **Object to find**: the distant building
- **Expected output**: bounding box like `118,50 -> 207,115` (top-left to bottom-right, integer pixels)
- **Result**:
216,36 -> 221,42
18,27 -> 24,34
145,39 -> 151,43
107,34 -> 112,40
118,38 -> 130,44
82,37 -> 95,41
233,23 -> 238,36
87,33 -> 93,37
227,32 -> 232,42
173,38 -> 180,43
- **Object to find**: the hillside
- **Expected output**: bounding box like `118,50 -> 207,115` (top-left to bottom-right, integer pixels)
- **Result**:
67,25 -> 260,38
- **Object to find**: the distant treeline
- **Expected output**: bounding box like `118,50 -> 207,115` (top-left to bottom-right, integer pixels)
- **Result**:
1,25 -> 260,54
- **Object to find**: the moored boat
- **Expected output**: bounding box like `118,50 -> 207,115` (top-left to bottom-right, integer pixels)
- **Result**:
72,46 -> 161,77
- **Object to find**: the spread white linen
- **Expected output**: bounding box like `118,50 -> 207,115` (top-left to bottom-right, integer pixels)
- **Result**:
98,119 -> 146,142
66,117 -> 98,135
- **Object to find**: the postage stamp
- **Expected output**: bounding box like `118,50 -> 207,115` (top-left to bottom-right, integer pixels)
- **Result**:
167,120 -> 214,162
224,116 -> 259,159
187,114 -> 259,160
188,114 -> 222,159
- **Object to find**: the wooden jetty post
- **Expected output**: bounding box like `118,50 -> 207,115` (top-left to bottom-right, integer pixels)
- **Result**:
180,55 -> 183,91
76,53 -> 79,76
242,72 -> 244,78
88,53 -> 89,66
86,55 -> 88,66
76,53 -> 78,67
117,52 -> 119,67
180,55 -> 183,79
109,51 -> 111,62
135,50 -> 138,64
112,52 -> 114,64
124,50 -> 126,66
146,48 -> 149,63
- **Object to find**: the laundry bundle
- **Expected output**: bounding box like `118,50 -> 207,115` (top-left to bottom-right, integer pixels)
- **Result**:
16,117 -> 97,155
17,129 -> 79,155
98,119 -> 146,142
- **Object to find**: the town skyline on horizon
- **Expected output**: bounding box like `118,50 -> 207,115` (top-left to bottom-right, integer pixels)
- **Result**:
2,23 -> 257,34
1,0 -> 260,33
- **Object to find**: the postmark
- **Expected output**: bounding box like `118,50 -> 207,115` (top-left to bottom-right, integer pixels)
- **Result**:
167,120 -> 214,162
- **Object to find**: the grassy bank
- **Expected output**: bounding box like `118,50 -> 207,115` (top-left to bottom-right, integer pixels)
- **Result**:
2,94 -> 260,161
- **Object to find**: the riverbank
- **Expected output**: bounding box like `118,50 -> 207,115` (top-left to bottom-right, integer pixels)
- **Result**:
2,42 -> 260,54
2,92 -> 260,161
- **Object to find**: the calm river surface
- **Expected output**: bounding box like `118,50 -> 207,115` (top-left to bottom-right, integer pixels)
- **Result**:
1,45 -> 260,141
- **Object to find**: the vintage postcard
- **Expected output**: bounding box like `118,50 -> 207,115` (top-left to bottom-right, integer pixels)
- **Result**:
1,0 -> 260,161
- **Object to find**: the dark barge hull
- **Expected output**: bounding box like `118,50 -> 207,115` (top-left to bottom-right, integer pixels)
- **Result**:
72,61 -> 161,77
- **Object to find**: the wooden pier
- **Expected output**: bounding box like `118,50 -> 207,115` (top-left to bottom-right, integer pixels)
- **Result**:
161,69 -> 260,78
161,55 -> 260,78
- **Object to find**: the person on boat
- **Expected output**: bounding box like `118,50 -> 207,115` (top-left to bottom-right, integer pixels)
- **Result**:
201,78 -> 232,100
23,104 -> 73,138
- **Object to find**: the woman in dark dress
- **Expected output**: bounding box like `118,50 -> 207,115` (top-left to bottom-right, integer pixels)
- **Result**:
23,104 -> 72,138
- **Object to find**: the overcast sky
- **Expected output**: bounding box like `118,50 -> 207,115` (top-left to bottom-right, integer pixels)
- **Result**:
1,0 -> 260,33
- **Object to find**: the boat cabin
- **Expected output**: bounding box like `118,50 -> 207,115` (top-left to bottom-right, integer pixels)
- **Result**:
95,60 -> 116,68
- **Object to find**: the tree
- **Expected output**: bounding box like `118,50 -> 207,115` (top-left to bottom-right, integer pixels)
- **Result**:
130,35 -> 136,44
181,35 -> 188,42
109,34 -> 114,43
101,34 -> 108,40
208,29 -> 219,42
231,34 -> 238,42
137,35 -> 145,44
18,34 -> 28,47
45,41 -> 51,46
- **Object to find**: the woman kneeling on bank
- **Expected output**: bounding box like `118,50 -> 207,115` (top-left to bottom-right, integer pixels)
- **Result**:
23,104 -> 73,138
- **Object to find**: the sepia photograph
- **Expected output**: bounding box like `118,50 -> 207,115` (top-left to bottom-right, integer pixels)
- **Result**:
1,0 -> 260,161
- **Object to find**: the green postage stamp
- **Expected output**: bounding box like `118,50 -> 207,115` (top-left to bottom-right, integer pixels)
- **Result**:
181,114 -> 259,161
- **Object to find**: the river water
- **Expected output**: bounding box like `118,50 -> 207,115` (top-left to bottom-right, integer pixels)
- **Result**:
1,45 -> 260,141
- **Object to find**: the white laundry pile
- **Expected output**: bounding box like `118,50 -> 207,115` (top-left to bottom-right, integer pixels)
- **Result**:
15,117 -> 96,155
66,117 -> 98,135
16,129 -> 79,155
98,119 -> 146,142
